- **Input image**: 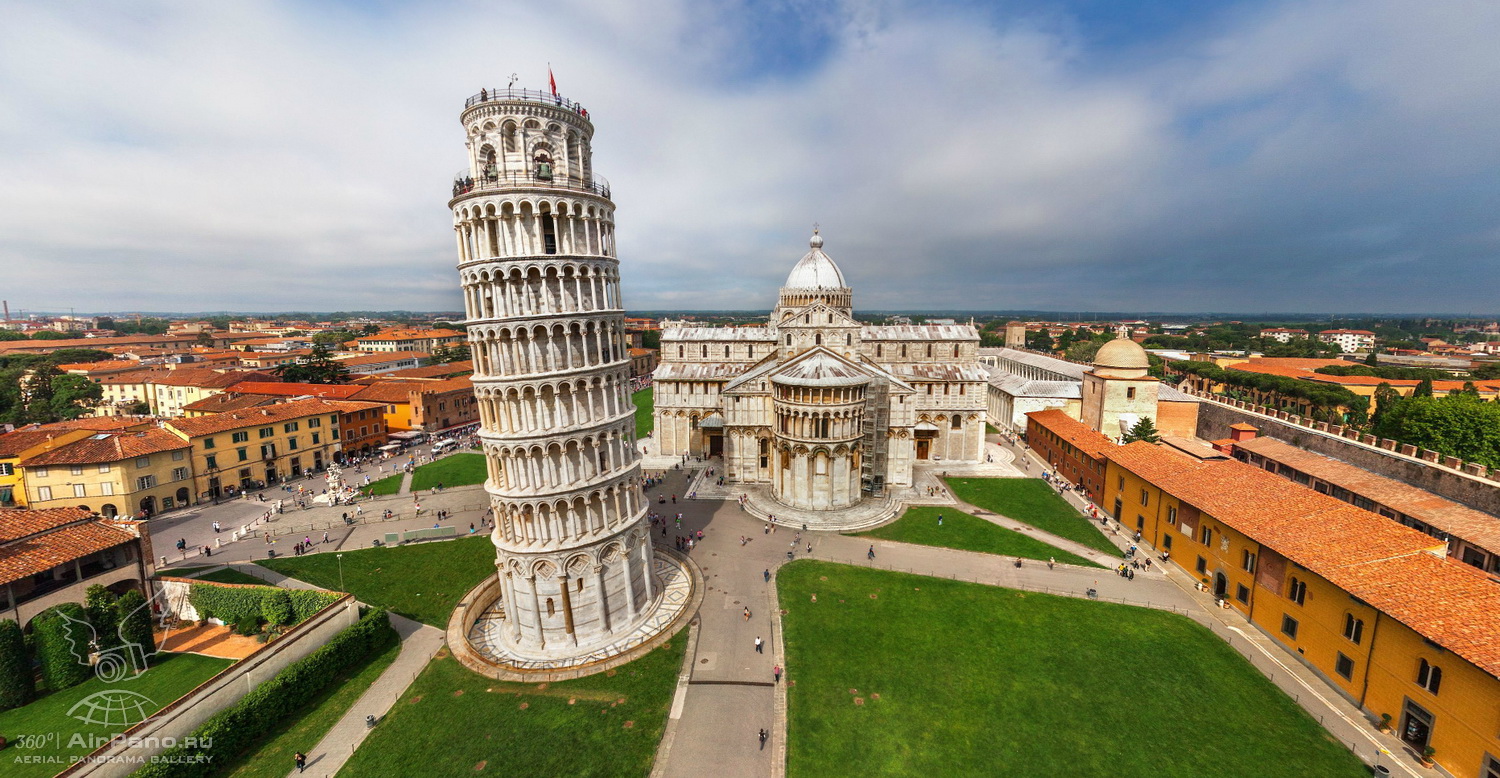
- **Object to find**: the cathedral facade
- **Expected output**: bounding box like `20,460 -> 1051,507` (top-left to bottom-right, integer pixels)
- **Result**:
653,233 -> 989,511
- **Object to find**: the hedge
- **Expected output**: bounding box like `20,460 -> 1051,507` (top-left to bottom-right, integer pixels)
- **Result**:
31,603 -> 92,692
0,618 -> 34,711
85,584 -> 123,652
135,608 -> 395,778
261,590 -> 293,627
116,589 -> 155,658
186,583 -> 338,627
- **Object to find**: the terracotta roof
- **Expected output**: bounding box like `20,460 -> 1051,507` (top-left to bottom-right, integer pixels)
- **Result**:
0,430 -> 73,458
1104,442 -> 1500,678
181,392 -> 281,413
20,428 -> 189,466
384,361 -> 473,379
21,417 -> 149,433
1322,553 -> 1500,679
1232,436 -> 1500,555
335,351 -> 430,366
165,397 -> 350,437
0,520 -> 137,586
57,360 -> 142,372
153,368 -> 268,388
226,382 -> 366,399
0,507 -> 92,543
349,378 -> 472,403
97,368 -> 172,385
1025,409 -> 1113,458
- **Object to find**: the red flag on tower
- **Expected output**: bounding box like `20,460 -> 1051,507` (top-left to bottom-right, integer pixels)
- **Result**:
549,65 -> 558,98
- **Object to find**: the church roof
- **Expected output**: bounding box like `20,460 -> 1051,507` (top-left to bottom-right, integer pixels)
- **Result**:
890,364 -> 991,382
985,348 -> 1088,380
861,325 -> 978,341
653,362 -> 752,381
771,350 -> 872,387
661,327 -> 778,341
986,373 -> 1082,399
783,231 -> 848,290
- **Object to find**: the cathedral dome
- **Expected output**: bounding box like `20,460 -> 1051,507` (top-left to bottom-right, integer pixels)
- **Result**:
783,230 -> 847,290
1092,337 -> 1150,374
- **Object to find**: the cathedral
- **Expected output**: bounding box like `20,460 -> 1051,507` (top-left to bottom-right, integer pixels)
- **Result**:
653,232 -> 989,511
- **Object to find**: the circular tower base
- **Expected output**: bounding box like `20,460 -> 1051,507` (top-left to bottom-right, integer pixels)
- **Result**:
447,548 -> 702,682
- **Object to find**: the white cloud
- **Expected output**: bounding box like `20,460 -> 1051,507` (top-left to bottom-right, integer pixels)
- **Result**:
0,0 -> 1496,314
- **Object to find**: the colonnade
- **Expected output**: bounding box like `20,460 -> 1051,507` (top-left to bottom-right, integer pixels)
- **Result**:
474,373 -> 632,436
455,200 -> 614,263
462,261 -> 620,321
469,319 -> 627,377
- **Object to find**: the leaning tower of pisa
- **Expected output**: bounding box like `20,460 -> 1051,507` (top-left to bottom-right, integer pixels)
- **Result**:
449,86 -> 688,666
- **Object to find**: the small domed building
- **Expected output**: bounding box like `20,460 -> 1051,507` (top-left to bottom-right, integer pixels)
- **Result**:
1080,336 -> 1159,440
653,231 -> 990,511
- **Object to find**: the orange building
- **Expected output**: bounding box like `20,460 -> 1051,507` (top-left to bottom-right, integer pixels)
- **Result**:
1024,409 -> 1112,501
1103,442 -> 1500,778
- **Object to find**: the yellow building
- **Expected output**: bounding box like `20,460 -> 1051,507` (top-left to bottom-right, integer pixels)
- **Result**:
19,429 -> 194,518
0,428 -> 94,507
1103,442 -> 1500,778
165,397 -> 347,499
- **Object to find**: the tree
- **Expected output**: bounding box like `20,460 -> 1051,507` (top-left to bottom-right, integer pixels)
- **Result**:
271,344 -> 350,385
641,330 -> 661,350
312,330 -> 358,348
30,330 -> 72,340
0,619 -> 34,711
1065,339 -> 1105,363
1373,392 -> 1500,468
1364,351 -> 1379,366
1472,362 -> 1500,381
85,584 -> 123,653
1026,331 -> 1054,353
0,330 -> 27,341
359,323 -> 381,336
126,399 -> 152,415
31,603 -> 92,691
49,373 -> 103,420
1413,378 -> 1434,398
1371,383 -> 1402,428
116,589 -> 155,659
195,331 -> 215,347
1122,416 -> 1162,444
261,590 -> 294,627
431,344 -> 471,364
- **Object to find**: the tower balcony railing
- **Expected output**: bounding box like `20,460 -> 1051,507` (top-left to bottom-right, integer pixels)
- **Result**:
452,168 -> 611,200
464,88 -> 590,117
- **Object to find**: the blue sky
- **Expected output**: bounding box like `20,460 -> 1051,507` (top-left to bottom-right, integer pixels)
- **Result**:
1,0 -> 1497,314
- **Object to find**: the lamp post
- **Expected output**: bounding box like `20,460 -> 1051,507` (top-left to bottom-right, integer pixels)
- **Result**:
336,554 -> 345,593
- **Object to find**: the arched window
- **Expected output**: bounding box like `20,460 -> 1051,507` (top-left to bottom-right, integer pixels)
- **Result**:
546,597 -> 556,617
876,344 -> 883,357
678,345 -> 684,358
846,334 -> 852,346
1417,659 -> 1442,693
951,414 -> 962,429
724,345 -> 730,357
815,334 -> 823,345
953,344 -> 959,357
786,335 -> 792,345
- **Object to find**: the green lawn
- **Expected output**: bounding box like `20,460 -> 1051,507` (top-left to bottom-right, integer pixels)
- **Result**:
855,506 -> 1099,568
219,639 -> 401,778
410,453 -> 487,492
0,653 -> 233,777
985,422 -> 1000,435
258,535 -> 495,626
341,640 -> 684,777
946,477 -> 1119,556
192,567 -> 272,586
779,561 -> 1365,778
364,473 -> 404,496
632,388 -> 654,438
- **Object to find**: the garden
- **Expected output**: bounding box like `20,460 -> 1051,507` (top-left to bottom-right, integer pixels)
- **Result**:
945,477 -> 1120,555
410,452 -> 487,492
258,534 -> 496,626
779,561 -> 1365,777
855,506 -> 1099,567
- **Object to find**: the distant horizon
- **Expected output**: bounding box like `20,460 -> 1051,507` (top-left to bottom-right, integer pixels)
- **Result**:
13,309 -> 1500,322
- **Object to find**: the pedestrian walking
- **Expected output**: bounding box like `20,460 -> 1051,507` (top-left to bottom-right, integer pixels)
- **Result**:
773,665 -> 782,683
322,531 -> 329,544
743,606 -> 751,621
867,545 -> 875,560
754,636 -> 764,653
1048,557 -> 1055,570
294,751 -> 306,772
937,514 -> 943,526
758,728 -> 768,749
763,569 -> 771,583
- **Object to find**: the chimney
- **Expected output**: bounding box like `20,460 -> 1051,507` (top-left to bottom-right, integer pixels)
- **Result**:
1229,423 -> 1258,442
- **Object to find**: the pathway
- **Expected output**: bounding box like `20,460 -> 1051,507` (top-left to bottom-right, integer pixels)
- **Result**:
292,613 -> 446,778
